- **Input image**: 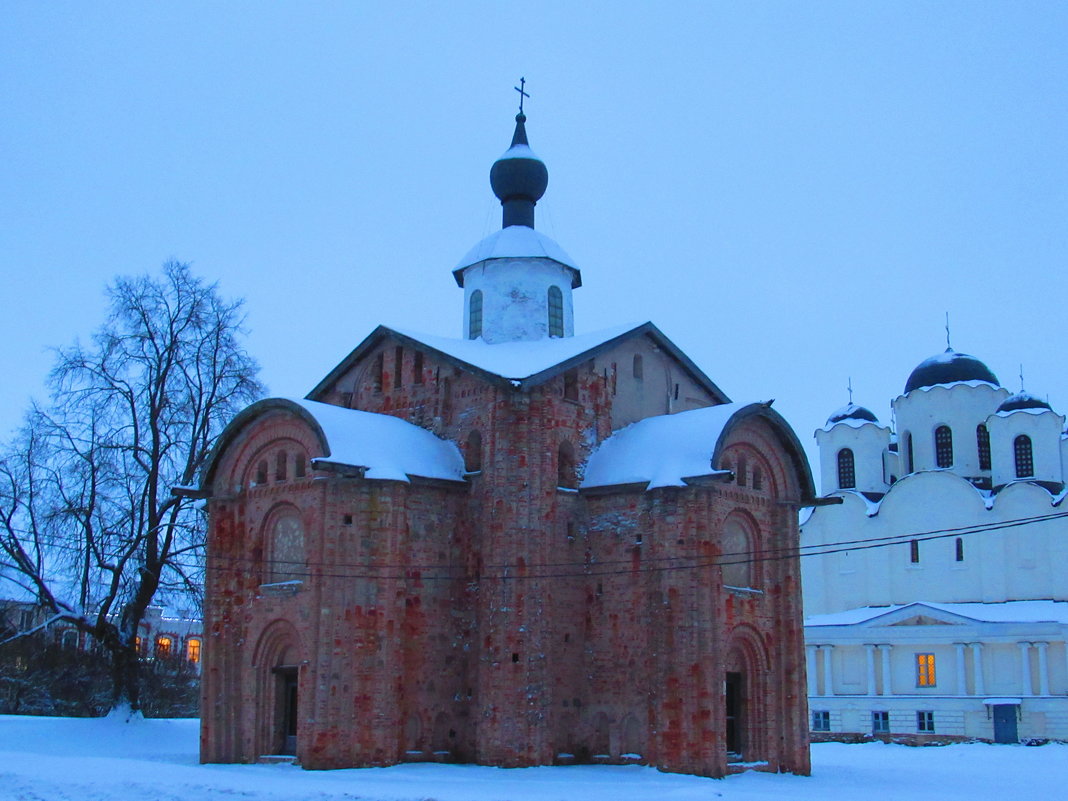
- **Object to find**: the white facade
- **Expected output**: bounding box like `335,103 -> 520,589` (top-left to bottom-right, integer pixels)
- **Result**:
802,351 -> 1068,741
459,254 -> 576,343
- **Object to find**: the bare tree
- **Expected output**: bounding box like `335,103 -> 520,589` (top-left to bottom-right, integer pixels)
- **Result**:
0,261 -> 262,716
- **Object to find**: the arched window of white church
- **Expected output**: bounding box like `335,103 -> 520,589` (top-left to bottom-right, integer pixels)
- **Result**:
267,511 -> 305,584
469,290 -> 483,340
465,430 -> 483,473
837,448 -> 856,489
547,286 -> 564,338
721,519 -> 753,589
1014,434 -> 1034,478
976,425 -> 991,471
934,426 -> 953,468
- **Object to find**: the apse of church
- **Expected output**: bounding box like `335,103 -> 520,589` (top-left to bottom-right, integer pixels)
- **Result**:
198,97 -> 815,778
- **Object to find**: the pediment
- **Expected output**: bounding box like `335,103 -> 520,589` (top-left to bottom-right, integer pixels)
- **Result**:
889,614 -> 963,627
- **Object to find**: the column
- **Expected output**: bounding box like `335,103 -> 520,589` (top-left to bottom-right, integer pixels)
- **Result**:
823,645 -> 835,697
970,643 -> 985,696
806,645 -> 819,697
1036,642 -> 1050,696
1018,642 -> 1034,696
880,644 -> 892,696
865,645 -> 877,696
955,643 -> 967,696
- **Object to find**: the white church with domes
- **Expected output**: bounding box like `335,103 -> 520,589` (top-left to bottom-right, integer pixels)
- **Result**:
802,349 -> 1068,742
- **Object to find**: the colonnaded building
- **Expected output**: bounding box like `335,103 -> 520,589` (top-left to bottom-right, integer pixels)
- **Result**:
197,107 -> 815,777
802,350 -> 1068,742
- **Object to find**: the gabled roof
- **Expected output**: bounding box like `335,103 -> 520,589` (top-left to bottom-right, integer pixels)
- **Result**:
806,600 -> 1068,628
201,398 -> 466,489
308,322 -> 730,403
582,401 -> 815,498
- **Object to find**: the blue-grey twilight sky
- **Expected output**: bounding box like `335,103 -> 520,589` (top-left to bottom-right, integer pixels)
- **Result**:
2,2 -> 1066,471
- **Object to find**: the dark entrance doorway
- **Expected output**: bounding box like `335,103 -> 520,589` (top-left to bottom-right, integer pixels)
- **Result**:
725,671 -> 744,760
992,704 -> 1019,744
275,667 -> 298,755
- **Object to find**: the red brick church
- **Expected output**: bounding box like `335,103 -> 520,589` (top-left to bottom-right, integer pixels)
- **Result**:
198,106 -> 814,777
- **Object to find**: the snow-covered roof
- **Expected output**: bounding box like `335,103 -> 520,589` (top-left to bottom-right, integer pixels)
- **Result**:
806,600 -> 1068,627
582,403 -> 762,490
288,399 -> 465,482
455,225 -> 579,274
392,322 -> 640,382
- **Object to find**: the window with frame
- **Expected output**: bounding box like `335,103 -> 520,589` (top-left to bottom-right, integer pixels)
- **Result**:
955,537 -> 964,562
811,710 -> 830,732
469,290 -> 483,339
1014,434 -> 1034,478
837,448 -> 856,489
909,539 -> 920,564
872,710 -> 890,734
186,638 -> 202,663
267,511 -> 305,584
935,425 -> 953,468
977,424 -> 991,471
547,286 -> 564,337
156,636 -> 172,658
917,710 -> 935,733
915,653 -> 936,686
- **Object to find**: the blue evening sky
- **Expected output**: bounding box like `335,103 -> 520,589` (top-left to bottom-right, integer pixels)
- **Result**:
2,2 -> 1065,471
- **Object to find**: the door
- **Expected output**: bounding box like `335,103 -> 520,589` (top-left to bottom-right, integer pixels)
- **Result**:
992,704 -> 1018,744
725,671 -> 744,759
278,668 -> 298,755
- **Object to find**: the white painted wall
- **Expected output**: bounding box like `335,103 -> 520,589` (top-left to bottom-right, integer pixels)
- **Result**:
460,257 -> 575,343
815,420 -> 892,496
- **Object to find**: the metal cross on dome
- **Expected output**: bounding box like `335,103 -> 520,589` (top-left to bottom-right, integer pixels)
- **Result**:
515,77 -> 530,114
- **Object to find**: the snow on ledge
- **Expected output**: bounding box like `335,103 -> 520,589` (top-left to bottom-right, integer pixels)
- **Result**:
286,399 -> 465,483
456,225 -> 578,271
582,403 -> 757,490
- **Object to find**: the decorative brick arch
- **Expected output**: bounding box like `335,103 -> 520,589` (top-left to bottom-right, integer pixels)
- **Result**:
251,619 -> 305,757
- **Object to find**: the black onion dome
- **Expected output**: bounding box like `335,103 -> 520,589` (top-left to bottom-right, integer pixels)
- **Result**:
997,391 -> 1052,414
490,113 -> 548,228
904,349 -> 999,394
826,403 -> 879,426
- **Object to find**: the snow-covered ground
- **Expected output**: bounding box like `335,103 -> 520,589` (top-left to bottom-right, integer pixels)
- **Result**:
0,715 -> 1064,801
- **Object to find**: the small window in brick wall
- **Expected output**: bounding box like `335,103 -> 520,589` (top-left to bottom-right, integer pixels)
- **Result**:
413,351 -> 424,384
373,353 -> 384,393
295,454 -> 306,478
558,441 -> 577,489
465,430 -> 483,472
276,451 -> 287,482
563,368 -> 579,402
255,460 -> 268,486
394,346 -> 404,390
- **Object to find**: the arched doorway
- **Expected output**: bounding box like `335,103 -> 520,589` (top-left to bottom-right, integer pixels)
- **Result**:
252,621 -> 304,758
724,627 -> 769,764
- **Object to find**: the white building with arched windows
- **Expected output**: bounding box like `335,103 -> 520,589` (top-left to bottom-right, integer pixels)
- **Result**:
802,349 -> 1068,742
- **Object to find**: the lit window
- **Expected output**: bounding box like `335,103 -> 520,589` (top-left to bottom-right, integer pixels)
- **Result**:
837,448 -> 855,489
917,710 -> 935,733
156,636 -> 172,658
1014,435 -> 1034,478
872,711 -> 890,734
812,710 -> 830,732
547,286 -> 564,337
916,653 -> 936,686
187,638 -> 201,663
134,636 -> 144,655
935,426 -> 953,468
977,425 -> 991,471
469,290 -> 483,339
